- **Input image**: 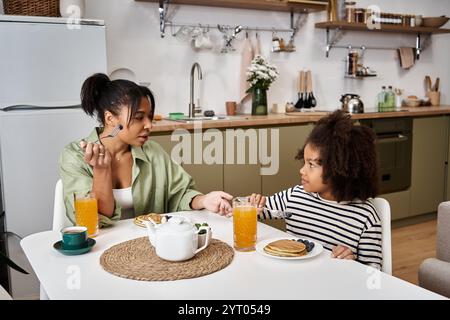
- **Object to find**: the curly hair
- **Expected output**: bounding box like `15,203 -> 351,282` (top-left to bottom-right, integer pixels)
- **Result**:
296,110 -> 379,202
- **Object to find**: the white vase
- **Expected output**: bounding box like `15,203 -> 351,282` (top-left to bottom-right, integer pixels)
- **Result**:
60,0 -> 86,18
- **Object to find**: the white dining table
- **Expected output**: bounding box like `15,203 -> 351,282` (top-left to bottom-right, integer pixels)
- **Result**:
21,210 -> 446,300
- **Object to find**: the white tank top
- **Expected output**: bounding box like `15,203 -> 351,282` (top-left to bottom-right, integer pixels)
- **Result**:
112,187 -> 134,220
112,187 -> 133,209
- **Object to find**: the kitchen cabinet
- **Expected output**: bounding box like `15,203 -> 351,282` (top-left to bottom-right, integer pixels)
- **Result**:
379,190 -> 411,221
261,124 -> 313,196
138,0 -> 327,12
151,131 -> 223,194
223,128 -> 261,197
182,130 -> 224,194
410,116 -> 448,216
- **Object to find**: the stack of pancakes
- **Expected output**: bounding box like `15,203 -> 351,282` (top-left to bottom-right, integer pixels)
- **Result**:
134,213 -> 164,228
263,239 -> 307,257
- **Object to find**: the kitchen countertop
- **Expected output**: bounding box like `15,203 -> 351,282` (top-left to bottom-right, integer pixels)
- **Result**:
151,106 -> 450,133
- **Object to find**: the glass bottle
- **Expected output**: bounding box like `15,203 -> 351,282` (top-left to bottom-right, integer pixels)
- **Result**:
377,86 -> 387,110
386,86 -> 396,108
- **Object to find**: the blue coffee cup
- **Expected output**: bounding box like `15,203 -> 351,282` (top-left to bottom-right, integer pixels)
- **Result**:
61,226 -> 88,250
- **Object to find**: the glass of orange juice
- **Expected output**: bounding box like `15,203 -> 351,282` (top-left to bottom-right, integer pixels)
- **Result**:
74,192 -> 99,238
233,197 -> 257,252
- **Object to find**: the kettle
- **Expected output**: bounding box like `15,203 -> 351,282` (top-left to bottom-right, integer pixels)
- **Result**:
340,94 -> 364,114
143,216 -> 210,262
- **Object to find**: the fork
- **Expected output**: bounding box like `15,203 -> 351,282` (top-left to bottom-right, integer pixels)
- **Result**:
262,207 -> 293,219
95,124 -> 123,143
80,124 -> 123,151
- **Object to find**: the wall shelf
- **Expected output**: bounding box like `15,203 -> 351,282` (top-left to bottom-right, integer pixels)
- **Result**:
137,0 -> 328,13
315,21 -> 450,59
315,21 -> 450,34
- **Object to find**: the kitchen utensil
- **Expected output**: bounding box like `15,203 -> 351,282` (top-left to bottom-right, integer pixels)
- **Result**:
303,70 -> 311,108
102,124 -> 123,140
144,216 -> 210,262
340,93 -> 364,113
262,208 -> 293,218
294,71 -> 305,109
427,91 -> 441,106
307,70 -> 317,108
433,77 -> 440,92
425,75 -> 432,91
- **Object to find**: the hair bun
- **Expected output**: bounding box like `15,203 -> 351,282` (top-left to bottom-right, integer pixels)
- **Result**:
81,73 -> 111,118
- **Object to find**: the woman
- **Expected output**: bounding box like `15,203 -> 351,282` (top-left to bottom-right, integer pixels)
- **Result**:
251,110 -> 382,270
60,73 -> 232,227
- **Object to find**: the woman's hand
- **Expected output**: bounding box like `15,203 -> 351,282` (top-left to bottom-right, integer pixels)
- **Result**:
191,191 -> 233,217
249,193 -> 266,214
331,245 -> 356,260
79,140 -> 111,169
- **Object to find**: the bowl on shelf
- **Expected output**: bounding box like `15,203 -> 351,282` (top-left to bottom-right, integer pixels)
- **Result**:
422,16 -> 450,28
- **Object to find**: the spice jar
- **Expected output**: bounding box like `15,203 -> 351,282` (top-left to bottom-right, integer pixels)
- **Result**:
345,1 -> 356,23
355,8 -> 366,23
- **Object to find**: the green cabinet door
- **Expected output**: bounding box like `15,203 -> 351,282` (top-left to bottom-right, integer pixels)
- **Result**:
378,190 -> 411,221
261,124 -> 313,196
223,127 -> 261,196
182,129 -> 224,194
410,116 -> 448,216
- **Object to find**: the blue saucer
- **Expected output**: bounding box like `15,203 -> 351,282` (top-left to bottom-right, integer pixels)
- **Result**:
53,238 -> 96,256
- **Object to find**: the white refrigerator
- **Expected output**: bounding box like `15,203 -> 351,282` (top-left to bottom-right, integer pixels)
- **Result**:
0,15 -> 107,299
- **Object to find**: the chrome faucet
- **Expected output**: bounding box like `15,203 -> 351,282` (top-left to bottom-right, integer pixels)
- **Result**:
189,62 -> 203,118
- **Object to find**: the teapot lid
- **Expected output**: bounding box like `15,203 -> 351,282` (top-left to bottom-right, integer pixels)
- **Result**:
158,216 -> 193,233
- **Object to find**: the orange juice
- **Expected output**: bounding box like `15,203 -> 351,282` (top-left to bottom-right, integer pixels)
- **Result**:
233,205 -> 257,251
74,195 -> 98,238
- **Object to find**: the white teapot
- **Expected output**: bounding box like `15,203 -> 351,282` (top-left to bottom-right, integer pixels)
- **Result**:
143,216 -> 210,262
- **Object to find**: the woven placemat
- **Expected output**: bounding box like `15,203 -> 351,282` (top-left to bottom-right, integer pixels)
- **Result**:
100,237 -> 234,281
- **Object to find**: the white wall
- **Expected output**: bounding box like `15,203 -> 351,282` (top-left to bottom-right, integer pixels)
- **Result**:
85,0 -> 450,115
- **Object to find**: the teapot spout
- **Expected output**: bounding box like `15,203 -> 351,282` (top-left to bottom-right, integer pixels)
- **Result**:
143,220 -> 157,246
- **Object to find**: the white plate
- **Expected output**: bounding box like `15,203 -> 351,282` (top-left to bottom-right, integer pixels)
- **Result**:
256,237 -> 323,260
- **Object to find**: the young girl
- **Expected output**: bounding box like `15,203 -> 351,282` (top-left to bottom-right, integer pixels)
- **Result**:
252,110 -> 382,270
60,73 -> 232,228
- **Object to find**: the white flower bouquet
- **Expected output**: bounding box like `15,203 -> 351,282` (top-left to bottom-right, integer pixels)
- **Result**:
246,55 -> 279,93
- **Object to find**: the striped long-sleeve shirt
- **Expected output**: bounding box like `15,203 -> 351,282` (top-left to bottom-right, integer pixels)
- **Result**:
261,185 -> 383,270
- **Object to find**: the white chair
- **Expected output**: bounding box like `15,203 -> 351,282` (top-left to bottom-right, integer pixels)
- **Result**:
53,179 -> 71,232
41,179 -> 71,300
370,197 -> 392,275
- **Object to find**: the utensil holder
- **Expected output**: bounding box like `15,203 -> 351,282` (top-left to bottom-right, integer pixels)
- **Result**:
427,91 -> 440,106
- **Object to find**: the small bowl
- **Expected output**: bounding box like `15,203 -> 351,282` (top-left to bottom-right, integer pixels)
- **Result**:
422,16 -> 450,28
404,98 -> 421,108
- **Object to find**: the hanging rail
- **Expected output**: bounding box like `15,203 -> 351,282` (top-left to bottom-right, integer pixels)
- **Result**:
324,27 -> 427,60
158,0 -> 304,38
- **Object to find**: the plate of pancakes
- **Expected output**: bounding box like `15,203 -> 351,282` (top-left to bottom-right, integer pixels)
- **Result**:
256,237 -> 323,260
133,213 -> 171,228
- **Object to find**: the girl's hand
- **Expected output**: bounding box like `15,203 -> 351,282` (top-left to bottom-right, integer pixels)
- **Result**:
249,193 -> 266,214
331,245 -> 356,260
194,191 -> 234,217
79,140 -> 111,169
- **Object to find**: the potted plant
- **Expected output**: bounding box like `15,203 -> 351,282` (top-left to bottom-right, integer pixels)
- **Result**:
246,55 -> 279,115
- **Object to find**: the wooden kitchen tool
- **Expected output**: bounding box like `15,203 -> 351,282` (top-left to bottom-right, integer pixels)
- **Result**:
295,71 -> 305,109
306,70 -> 317,108
433,77 -> 440,91
425,75 -> 432,91
304,70 -> 312,108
